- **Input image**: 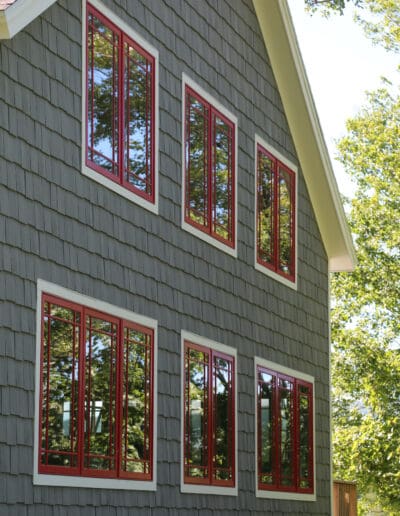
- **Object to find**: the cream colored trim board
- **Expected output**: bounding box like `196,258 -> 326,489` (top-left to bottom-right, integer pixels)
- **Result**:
0,0 -> 57,39
252,0 -> 356,272
33,279 -> 158,491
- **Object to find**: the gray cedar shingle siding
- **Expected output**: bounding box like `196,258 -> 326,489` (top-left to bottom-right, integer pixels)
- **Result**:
0,0 -> 330,514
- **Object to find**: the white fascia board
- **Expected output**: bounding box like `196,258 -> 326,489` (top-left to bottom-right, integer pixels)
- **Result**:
252,0 -> 356,273
0,0 -> 57,39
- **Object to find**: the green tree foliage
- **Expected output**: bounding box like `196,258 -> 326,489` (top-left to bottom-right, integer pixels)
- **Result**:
305,0 -> 400,52
331,84 -> 400,513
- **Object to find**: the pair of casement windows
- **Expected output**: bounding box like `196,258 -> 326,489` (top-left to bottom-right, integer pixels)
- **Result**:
85,2 -> 296,284
37,289 -> 313,497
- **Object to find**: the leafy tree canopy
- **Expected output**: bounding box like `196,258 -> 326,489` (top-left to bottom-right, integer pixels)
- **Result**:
305,0 -> 400,52
331,82 -> 400,514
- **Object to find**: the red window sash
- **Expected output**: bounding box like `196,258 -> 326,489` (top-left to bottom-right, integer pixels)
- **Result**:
256,144 -> 296,282
39,295 -> 82,477
296,380 -> 314,494
119,321 -> 154,480
39,293 -> 153,481
257,366 -> 313,494
185,86 -> 235,248
86,4 -> 155,203
211,349 -> 235,487
184,341 -> 235,487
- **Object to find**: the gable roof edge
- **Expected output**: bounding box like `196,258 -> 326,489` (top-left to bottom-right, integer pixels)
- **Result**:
253,0 -> 356,273
0,0 -> 57,39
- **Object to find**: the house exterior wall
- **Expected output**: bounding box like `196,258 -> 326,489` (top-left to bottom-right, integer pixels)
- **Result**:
0,0 -> 331,514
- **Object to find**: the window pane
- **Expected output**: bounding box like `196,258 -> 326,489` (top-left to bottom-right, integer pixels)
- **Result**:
213,116 -> 232,241
121,327 -> 152,475
279,378 -> 294,487
84,315 -> 118,471
299,385 -> 312,488
259,375 -> 274,486
258,150 -> 275,265
186,94 -> 209,228
278,167 -> 294,276
213,356 -> 233,481
87,13 -> 119,176
185,347 -> 209,479
124,42 -> 153,195
41,303 -> 80,468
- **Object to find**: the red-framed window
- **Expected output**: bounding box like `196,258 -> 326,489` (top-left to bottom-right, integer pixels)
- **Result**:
86,3 -> 156,203
39,293 -> 154,481
183,341 -> 235,487
184,85 -> 235,247
257,366 -> 314,494
256,144 -> 296,282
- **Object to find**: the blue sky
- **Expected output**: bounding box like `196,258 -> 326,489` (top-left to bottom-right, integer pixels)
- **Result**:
288,1 -> 399,197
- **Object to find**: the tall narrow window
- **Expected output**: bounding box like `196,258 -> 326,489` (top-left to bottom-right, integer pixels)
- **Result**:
184,81 -> 236,250
183,340 -> 235,489
256,363 -> 314,496
256,141 -> 296,284
86,2 -> 156,205
39,293 -> 154,482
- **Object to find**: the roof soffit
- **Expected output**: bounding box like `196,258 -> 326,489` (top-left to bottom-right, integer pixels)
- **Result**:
253,0 -> 356,272
0,0 -> 57,39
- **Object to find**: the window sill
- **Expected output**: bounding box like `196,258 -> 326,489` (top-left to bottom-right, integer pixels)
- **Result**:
182,220 -> 237,258
181,482 -> 238,497
83,165 -> 159,214
255,261 -> 297,290
256,487 -> 316,501
33,472 -> 156,491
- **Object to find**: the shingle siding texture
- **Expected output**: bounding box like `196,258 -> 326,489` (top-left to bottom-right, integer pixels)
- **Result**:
0,0 -> 331,514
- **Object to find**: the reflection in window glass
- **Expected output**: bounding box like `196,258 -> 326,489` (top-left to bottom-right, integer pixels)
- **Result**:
185,348 -> 209,479
87,13 -> 119,176
257,151 -> 274,266
213,116 -> 232,242
279,379 -> 294,487
84,315 -> 117,471
278,168 -> 293,275
39,294 -> 154,481
184,341 -> 235,487
184,85 -> 235,247
124,43 -> 153,194
186,97 -> 209,228
257,366 -> 313,494
256,144 -> 296,282
86,5 -> 155,203
259,376 -> 273,486
41,303 -> 80,468
299,385 -> 312,488
213,356 -> 233,482
121,327 -> 152,475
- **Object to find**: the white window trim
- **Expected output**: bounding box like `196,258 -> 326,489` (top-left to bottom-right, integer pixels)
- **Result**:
33,279 -> 158,491
181,73 -> 238,258
81,0 -> 159,214
254,356 -> 316,501
180,330 -> 238,496
254,135 -> 298,290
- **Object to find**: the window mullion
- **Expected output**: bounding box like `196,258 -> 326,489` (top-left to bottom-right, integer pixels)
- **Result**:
186,92 -> 191,220
43,302 -> 51,466
273,160 -> 279,273
208,108 -> 214,236
293,380 -> 299,491
77,307 -> 86,475
118,32 -> 124,185
275,374 -> 281,489
115,321 -> 123,477
209,349 -> 214,484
